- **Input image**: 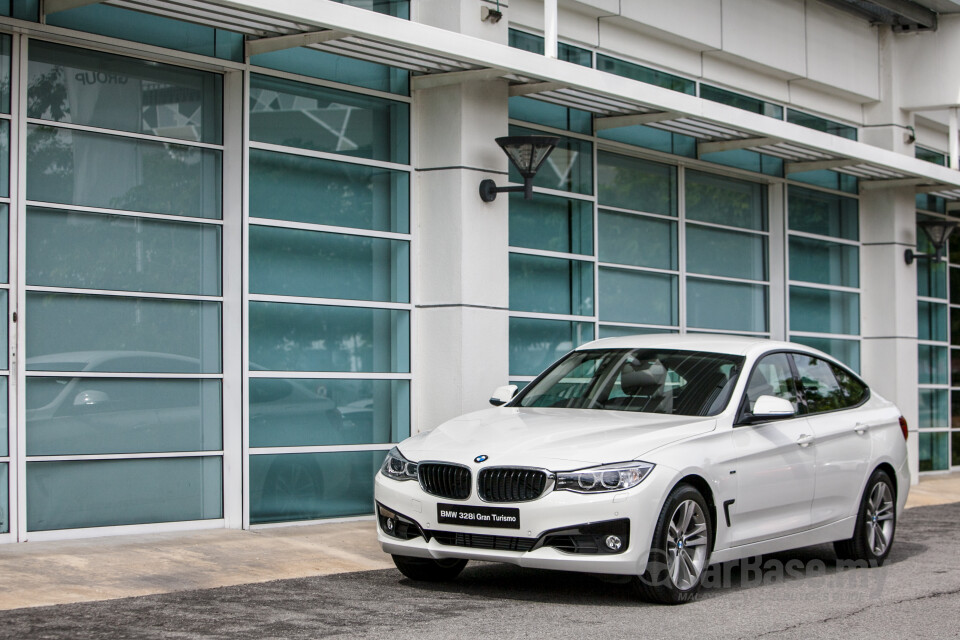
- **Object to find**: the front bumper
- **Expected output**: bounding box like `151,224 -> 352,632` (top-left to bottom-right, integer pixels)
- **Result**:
373,466 -> 673,576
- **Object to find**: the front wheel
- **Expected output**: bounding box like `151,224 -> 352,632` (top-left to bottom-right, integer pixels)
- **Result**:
392,555 -> 468,582
633,484 -> 713,604
834,469 -> 896,566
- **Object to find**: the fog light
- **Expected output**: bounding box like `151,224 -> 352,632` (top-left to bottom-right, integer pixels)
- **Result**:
385,518 -> 395,533
604,535 -> 622,551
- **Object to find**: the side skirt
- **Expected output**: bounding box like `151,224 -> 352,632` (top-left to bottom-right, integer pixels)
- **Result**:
709,517 -> 856,565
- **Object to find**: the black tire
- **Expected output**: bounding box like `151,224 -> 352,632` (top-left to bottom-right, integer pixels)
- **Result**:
633,484 -> 713,605
392,555 -> 468,582
834,469 -> 896,566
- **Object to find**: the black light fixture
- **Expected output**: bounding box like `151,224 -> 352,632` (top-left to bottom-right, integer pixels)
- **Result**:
479,135 -> 560,202
905,219 -> 959,264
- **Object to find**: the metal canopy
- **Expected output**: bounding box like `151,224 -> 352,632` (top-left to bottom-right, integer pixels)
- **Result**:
63,0 -> 960,200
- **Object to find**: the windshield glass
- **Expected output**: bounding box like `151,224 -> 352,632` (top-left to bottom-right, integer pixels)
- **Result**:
517,348 -> 745,416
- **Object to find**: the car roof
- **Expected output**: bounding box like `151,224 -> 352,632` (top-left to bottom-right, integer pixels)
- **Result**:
576,333 -> 830,360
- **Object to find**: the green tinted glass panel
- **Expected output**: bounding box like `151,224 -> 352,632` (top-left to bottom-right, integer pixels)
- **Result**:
918,300 -> 948,342
918,432 -> 949,471
26,457 -> 222,531
507,29 -> 592,67
686,225 -> 767,280
251,48 -> 408,95
250,450 -> 381,523
918,257 -> 947,299
250,74 -> 409,164
599,267 -> 677,326
27,207 -> 221,295
599,325 -> 678,338
919,389 -> 948,430
0,291 -> 7,369
598,210 -> 677,270
249,149 -> 408,233
951,267 -> 960,305
510,192 -> 593,255
0,378 -> 6,457
952,350 -> 960,387
27,126 -> 221,218
333,0 -> 409,17
953,309 -> 960,345
917,193 -> 947,214
700,149 -> 784,178
787,109 -> 857,140
0,120 -> 8,197
790,336 -> 861,372
250,378 -> 409,448
510,125 -> 592,195
509,254 -> 593,316
250,226 -> 409,303
919,344 -> 949,385
0,462 -> 6,533
46,5 -> 242,61
598,151 -> 676,215
791,170 -> 858,195
687,278 -> 768,332
788,187 -> 858,240
28,41 -> 223,144
0,204 -> 7,282
599,126 -> 696,159
685,170 -> 767,231
0,34 -> 9,113
26,293 -> 221,373
26,378 -> 221,455
597,54 -> 695,95
790,286 -> 859,335
789,236 -> 859,288
509,317 -> 594,376
508,96 -> 592,134
249,302 -> 409,373
916,146 -> 947,167
700,85 -> 783,119
953,433 -> 960,468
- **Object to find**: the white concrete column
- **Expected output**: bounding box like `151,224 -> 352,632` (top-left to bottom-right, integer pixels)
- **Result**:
859,189 -> 920,486
413,1 -> 511,432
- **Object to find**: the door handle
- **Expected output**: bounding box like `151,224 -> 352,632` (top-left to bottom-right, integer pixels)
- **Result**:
796,434 -> 815,447
854,422 -> 869,435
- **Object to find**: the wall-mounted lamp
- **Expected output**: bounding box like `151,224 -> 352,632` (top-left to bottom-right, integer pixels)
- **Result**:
479,135 -> 559,202
905,219 -> 959,264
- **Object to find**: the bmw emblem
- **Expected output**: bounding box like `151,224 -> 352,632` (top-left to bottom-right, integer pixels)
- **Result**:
474,455 -> 488,463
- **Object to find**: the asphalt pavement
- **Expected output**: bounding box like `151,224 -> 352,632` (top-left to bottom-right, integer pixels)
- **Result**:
2,501 -> 959,640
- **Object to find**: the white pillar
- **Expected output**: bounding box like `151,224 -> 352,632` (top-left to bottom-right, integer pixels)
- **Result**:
950,107 -> 959,170
544,0 -> 558,58
413,1 -> 510,432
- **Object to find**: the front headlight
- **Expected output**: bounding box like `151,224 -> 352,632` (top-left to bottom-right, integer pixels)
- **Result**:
555,461 -> 655,493
380,447 -> 418,482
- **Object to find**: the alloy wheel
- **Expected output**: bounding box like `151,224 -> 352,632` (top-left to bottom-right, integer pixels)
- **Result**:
865,481 -> 895,556
666,499 -> 709,590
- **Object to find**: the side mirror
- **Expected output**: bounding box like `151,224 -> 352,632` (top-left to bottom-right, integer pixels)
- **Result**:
750,395 -> 795,420
489,384 -> 518,407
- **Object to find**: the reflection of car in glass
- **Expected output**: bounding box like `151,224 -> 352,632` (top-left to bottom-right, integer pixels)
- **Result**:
26,351 -> 350,527
375,336 -> 909,604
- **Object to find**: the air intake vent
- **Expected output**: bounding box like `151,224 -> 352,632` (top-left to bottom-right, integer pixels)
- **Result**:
428,530 -> 537,552
477,467 -> 549,503
418,463 -> 471,500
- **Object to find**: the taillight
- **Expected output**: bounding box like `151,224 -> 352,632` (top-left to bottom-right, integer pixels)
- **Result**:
899,416 -> 909,441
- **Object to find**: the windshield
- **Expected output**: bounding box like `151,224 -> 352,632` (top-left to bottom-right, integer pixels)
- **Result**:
517,348 -> 744,417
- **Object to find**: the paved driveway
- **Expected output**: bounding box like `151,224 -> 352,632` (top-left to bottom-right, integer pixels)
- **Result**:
4,503 -> 959,640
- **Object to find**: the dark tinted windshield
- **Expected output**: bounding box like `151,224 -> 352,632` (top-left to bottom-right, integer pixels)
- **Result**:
517,348 -> 744,416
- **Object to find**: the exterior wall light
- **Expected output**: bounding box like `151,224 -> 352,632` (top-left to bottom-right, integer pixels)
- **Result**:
905,219 -> 959,264
479,135 -> 560,202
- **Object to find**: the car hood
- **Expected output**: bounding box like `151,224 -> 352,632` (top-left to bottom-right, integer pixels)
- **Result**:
399,407 -> 717,469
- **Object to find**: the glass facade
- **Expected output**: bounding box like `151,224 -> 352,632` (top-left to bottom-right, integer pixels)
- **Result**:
247,71 -> 410,524
918,208 -> 957,472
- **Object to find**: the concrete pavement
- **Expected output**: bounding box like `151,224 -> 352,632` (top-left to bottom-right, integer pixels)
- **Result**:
1,471 -> 958,612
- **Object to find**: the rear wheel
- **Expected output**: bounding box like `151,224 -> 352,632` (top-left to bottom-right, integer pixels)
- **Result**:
633,484 -> 712,604
392,555 -> 468,582
834,469 -> 896,566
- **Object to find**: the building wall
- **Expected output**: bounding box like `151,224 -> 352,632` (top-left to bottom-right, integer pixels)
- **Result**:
0,0 -> 957,541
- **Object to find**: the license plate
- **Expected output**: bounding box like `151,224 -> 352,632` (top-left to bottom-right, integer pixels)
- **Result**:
437,503 -> 520,529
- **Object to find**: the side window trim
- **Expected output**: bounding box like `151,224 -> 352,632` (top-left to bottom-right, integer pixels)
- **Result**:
735,349 -> 803,426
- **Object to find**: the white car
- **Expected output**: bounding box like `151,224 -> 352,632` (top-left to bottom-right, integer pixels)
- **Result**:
374,335 -> 909,604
